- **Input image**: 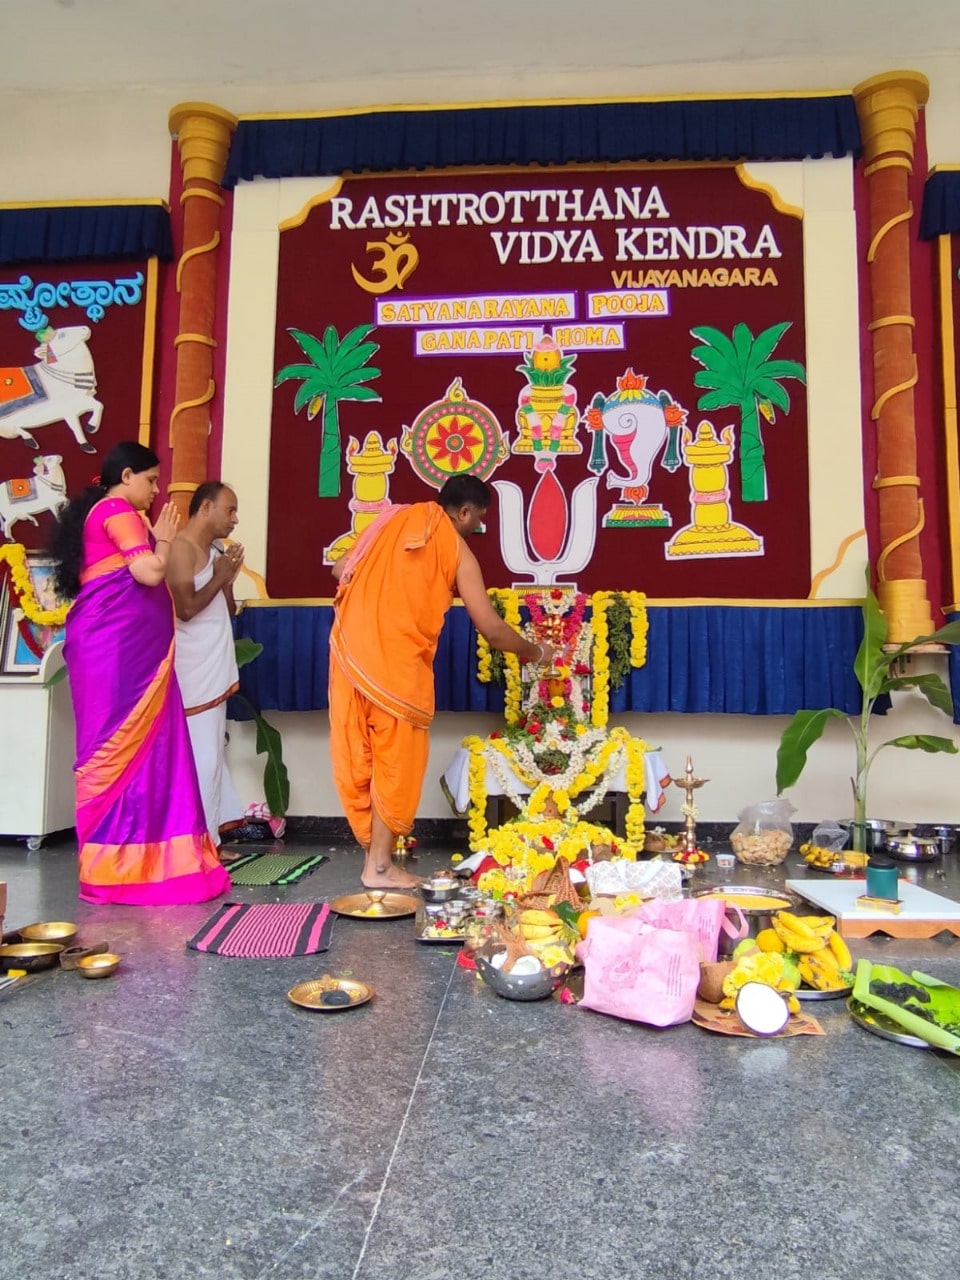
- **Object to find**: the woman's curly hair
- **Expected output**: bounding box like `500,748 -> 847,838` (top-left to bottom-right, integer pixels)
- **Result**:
49,441 -> 159,599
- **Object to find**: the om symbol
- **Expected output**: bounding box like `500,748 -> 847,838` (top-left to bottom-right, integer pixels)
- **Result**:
351,232 -> 420,295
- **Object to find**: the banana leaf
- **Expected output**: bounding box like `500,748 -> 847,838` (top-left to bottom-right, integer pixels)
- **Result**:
852,959 -> 960,1053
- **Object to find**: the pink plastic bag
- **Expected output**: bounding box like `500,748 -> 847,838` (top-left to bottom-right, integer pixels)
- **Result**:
576,916 -> 702,1026
630,896 -> 748,965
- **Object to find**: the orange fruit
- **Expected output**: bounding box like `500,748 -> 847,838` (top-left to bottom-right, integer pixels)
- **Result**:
577,909 -> 599,940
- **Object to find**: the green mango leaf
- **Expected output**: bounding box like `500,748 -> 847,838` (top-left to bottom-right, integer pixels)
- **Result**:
854,586 -> 890,702
880,673 -> 954,716
234,638 -> 264,669
776,707 -> 847,792
883,734 -> 959,754
552,901 -> 582,931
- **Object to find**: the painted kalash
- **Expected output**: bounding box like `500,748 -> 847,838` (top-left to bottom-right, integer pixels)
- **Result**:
464,585 -> 654,898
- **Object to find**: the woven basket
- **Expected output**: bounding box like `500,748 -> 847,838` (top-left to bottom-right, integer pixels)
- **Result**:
517,856 -> 583,912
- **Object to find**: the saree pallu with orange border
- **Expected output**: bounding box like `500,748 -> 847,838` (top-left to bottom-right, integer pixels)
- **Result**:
65,568 -> 230,906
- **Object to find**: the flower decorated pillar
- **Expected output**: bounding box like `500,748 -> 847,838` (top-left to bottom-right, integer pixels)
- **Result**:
167,102 -> 238,516
853,71 -> 935,640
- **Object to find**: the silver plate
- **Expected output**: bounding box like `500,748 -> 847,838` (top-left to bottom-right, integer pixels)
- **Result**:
795,981 -> 854,1002
846,997 -> 931,1049
414,905 -> 465,945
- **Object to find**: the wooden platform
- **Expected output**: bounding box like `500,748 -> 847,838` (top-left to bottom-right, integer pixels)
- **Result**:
785,877 -> 960,939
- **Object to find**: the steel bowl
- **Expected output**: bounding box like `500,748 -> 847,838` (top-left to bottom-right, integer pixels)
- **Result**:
693,886 -> 797,957
0,941 -> 65,972
475,951 -> 567,1001
75,952 -> 120,979
884,834 -> 940,863
932,824 -> 960,856
420,881 -> 461,904
18,921 -> 78,946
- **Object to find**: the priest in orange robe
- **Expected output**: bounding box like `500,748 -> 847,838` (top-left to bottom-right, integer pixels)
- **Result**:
329,475 -> 555,889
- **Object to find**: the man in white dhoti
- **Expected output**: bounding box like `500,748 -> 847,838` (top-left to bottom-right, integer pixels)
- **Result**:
167,482 -> 252,847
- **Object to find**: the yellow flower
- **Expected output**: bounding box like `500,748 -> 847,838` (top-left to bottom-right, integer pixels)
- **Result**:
0,543 -> 70,628
550,695 -> 564,708
450,853 -> 463,864
463,735 -> 489,851
575,724 -> 587,736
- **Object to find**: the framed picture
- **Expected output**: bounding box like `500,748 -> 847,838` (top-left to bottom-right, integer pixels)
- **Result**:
2,608 -> 42,675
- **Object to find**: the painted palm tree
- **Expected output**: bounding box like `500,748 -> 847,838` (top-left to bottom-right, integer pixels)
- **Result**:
690,321 -> 806,502
275,323 -> 381,497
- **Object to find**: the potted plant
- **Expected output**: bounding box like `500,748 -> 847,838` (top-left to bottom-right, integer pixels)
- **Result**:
775,582 -> 960,851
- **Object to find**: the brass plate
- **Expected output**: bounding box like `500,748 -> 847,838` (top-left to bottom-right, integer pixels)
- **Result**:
287,977 -> 374,1011
19,921 -> 78,945
847,997 -> 930,1049
330,892 -> 419,920
0,942 -> 64,971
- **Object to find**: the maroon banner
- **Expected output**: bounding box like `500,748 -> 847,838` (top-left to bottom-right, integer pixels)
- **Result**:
0,260 -> 155,551
268,166 -> 808,598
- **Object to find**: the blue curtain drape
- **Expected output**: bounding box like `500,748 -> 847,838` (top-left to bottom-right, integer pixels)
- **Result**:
0,204 -> 173,265
232,603 -> 865,719
919,171 -> 960,239
948,611 -> 960,723
225,96 -> 861,186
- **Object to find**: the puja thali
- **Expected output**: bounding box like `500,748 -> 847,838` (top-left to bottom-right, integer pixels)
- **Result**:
330,892 -> 420,919
846,996 -> 931,1049
288,977 -> 374,1011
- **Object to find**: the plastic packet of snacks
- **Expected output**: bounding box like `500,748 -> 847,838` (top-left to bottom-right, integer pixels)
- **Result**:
585,858 -> 683,903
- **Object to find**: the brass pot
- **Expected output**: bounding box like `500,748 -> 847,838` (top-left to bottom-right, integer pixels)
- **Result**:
0,942 -> 65,972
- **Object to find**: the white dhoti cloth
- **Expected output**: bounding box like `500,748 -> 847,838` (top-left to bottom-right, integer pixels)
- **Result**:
175,548 -> 244,843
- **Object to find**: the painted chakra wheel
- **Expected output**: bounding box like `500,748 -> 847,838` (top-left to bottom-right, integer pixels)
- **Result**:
402,378 -> 507,487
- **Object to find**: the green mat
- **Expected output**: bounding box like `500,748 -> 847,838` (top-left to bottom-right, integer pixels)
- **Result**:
225,853 -> 329,886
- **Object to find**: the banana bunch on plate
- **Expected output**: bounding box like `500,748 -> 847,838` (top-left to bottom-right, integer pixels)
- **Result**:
800,842 -> 869,870
757,911 -> 854,992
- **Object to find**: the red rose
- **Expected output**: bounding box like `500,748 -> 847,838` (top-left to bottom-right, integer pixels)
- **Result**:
527,720 -> 541,735
575,663 -> 590,676
550,589 -> 563,600
542,837 -> 555,850
490,730 -> 503,739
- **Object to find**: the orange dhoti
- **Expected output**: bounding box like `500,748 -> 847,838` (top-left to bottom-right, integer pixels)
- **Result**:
328,502 -> 462,847
328,662 -> 430,847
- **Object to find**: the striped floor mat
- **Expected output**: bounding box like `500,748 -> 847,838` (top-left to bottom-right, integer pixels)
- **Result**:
186,901 -> 334,957
225,853 -> 329,886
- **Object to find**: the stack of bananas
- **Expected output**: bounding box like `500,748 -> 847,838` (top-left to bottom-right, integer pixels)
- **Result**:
800,842 -> 869,870
516,908 -> 579,968
757,910 -> 854,992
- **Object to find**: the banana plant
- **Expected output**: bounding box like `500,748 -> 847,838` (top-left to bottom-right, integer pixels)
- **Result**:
775,579 -> 960,849
275,323 -> 382,498
233,638 -> 289,818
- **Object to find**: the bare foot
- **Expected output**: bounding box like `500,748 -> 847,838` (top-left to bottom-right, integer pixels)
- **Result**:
361,863 -> 423,891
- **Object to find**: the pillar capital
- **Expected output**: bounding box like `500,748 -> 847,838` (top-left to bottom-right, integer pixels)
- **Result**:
853,71 -> 929,163
168,101 -> 238,185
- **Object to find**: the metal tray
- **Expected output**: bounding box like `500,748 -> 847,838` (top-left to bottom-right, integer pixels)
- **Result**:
288,977 -> 374,1011
846,997 -> 931,1048
414,905 -> 465,945
795,981 -> 854,1002
330,892 -> 419,920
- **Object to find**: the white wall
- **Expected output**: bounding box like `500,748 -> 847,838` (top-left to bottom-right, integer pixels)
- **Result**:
5,55 -> 960,824
228,651 -> 960,826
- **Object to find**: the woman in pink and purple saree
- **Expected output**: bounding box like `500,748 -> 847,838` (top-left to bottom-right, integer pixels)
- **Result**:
52,442 -> 230,906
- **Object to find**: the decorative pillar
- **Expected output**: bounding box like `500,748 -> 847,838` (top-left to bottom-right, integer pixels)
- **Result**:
167,102 -> 238,516
853,71 -> 935,640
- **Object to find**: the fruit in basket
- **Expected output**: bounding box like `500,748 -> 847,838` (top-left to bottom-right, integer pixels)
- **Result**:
797,952 -> 850,992
765,910 -> 855,991
720,950 -> 801,1015
518,908 -> 563,941
756,928 -> 784,953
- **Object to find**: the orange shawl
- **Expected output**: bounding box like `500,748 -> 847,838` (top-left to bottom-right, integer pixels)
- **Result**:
330,502 -> 462,728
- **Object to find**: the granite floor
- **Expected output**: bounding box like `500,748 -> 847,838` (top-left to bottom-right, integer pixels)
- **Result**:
2,834 -> 960,1280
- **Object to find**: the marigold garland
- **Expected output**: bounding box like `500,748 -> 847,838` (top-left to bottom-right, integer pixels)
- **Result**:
0,543 -> 69,627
